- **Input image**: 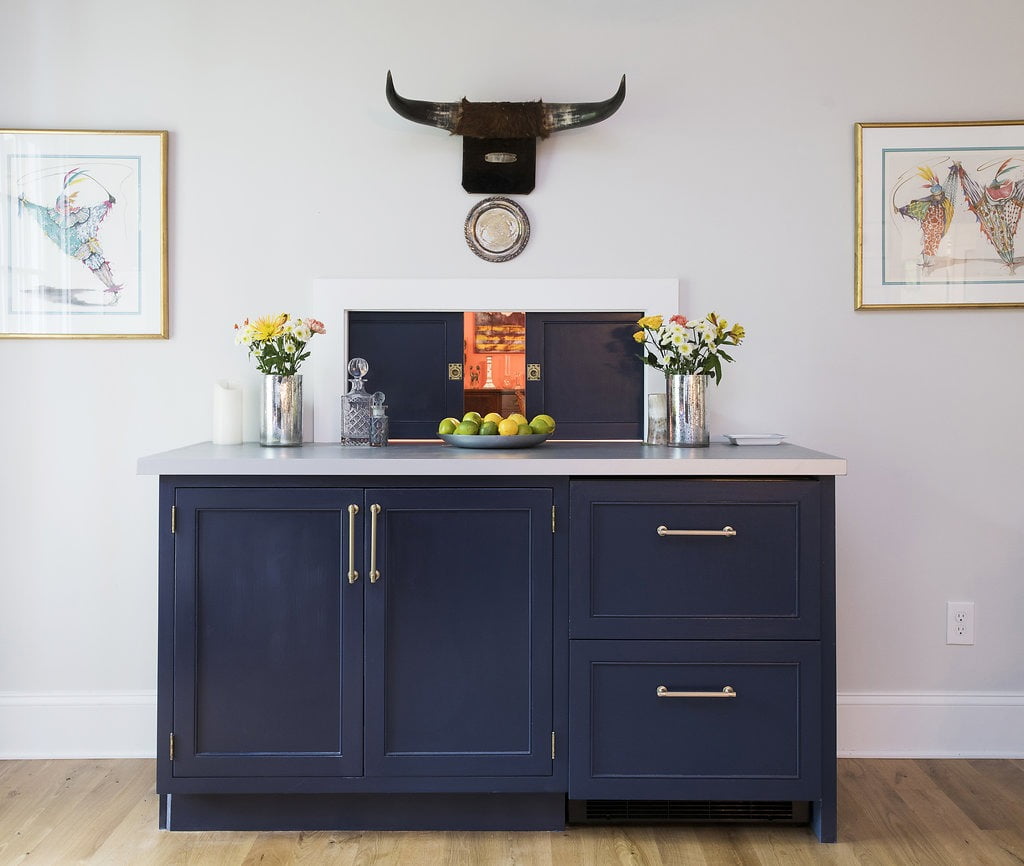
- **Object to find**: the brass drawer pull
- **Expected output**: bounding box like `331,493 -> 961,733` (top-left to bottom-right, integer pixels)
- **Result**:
369,503 -> 381,583
347,504 -> 360,583
656,525 -> 737,538
656,685 -> 737,699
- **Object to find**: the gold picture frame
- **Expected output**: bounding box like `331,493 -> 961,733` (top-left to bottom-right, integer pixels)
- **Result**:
0,129 -> 168,337
856,120 -> 1024,310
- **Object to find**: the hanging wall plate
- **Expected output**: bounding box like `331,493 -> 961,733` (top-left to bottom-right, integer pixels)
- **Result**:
464,197 -> 530,262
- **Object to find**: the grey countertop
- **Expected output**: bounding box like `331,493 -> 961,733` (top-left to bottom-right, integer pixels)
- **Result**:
137,440 -> 847,477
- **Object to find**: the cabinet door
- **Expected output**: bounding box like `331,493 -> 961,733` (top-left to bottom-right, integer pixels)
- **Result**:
525,311 -> 643,439
569,479 -> 822,639
570,640 -> 821,800
363,488 -> 553,777
172,488 -> 363,777
348,311 -> 464,438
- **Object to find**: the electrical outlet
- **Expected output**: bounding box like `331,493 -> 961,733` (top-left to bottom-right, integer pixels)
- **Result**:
946,601 -> 975,645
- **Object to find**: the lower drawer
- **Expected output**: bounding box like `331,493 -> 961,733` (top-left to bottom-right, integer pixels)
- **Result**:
569,640 -> 822,800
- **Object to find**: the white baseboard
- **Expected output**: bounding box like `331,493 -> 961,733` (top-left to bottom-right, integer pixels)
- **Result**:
0,692 -> 156,759
837,692 -> 1024,757
2,690 -> 1022,760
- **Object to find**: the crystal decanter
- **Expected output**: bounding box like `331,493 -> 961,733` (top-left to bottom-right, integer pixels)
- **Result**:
341,358 -> 372,445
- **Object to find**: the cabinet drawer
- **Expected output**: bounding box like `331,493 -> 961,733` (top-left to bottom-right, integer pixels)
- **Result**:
569,640 -> 821,800
569,480 -> 821,639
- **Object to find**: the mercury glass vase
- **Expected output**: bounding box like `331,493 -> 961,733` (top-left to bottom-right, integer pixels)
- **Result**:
666,373 -> 709,447
260,374 -> 303,447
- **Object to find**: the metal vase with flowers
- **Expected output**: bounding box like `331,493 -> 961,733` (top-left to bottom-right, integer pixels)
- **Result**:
633,312 -> 746,449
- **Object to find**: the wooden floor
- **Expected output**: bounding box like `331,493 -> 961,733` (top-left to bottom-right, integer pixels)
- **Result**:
1,759 -> 1023,865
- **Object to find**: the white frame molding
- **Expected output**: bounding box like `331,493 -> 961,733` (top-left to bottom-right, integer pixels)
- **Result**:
310,278 -> 680,443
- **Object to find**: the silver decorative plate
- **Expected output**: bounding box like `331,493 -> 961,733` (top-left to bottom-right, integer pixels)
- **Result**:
439,433 -> 551,449
464,197 -> 530,262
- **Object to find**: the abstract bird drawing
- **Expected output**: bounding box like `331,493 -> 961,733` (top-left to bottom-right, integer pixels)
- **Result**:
17,168 -> 123,298
895,164 -> 958,267
956,158 -> 1024,270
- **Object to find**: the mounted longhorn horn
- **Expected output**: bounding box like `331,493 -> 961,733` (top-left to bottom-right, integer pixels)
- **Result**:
385,71 -> 626,194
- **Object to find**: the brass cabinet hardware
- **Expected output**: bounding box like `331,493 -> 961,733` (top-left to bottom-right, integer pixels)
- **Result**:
369,503 -> 381,583
448,363 -> 463,381
347,504 -> 360,583
551,731 -> 556,760
169,733 -> 175,760
656,685 -> 737,699
551,505 -> 556,534
656,525 -> 737,538
170,506 -> 177,534
526,363 -> 541,381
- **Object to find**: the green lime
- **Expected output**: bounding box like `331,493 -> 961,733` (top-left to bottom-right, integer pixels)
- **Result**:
517,423 -> 533,435
454,420 -> 480,435
462,411 -> 482,424
479,421 -> 499,435
437,418 -> 459,435
529,422 -> 549,435
532,414 -> 555,430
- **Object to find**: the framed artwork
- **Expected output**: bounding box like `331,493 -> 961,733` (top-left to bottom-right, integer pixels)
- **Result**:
856,121 -> 1024,309
474,311 -> 526,352
0,129 -> 168,338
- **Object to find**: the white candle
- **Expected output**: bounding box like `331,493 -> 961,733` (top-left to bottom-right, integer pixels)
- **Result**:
648,393 -> 667,418
212,380 -> 243,444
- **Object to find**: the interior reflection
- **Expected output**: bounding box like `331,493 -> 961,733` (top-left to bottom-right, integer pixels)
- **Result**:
463,311 -> 525,418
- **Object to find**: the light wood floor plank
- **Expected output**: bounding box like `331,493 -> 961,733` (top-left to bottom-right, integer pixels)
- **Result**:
2,759 -> 1024,865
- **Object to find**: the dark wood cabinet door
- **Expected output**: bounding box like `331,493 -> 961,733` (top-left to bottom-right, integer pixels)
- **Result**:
348,312 -> 464,438
525,312 -> 643,439
171,488 -> 363,778
363,488 -> 554,777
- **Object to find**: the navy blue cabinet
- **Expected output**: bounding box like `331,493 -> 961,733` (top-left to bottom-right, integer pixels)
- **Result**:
566,478 -> 836,842
157,472 -> 835,839
163,483 -> 555,797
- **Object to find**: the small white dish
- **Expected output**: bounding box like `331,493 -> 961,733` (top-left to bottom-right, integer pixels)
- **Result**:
724,433 -> 786,446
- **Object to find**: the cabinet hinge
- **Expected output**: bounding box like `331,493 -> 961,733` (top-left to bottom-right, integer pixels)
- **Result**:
169,733 -> 175,761
552,505 -> 556,534
551,731 -> 556,760
170,506 -> 177,534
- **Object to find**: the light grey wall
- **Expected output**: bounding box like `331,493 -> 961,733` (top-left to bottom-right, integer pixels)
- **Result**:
1,0 -> 1022,755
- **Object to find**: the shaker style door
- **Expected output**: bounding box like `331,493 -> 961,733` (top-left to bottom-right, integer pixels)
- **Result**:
525,311 -> 644,440
362,487 -> 554,777
348,311 -> 464,439
171,488 -> 363,778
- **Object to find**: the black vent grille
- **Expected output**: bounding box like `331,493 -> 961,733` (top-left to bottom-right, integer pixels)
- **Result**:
568,800 -> 809,825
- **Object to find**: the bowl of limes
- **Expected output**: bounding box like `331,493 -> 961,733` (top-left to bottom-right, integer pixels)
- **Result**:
437,412 -> 555,449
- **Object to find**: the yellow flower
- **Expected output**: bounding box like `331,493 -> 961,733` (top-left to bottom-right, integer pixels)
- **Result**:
637,315 -> 663,330
632,330 -> 646,343
250,313 -> 288,341
731,324 -> 745,341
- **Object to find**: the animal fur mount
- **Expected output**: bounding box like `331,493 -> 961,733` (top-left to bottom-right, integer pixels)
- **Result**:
385,71 -> 626,194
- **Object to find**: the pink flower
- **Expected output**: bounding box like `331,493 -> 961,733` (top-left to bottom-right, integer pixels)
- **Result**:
669,314 -> 688,326
308,318 -> 327,335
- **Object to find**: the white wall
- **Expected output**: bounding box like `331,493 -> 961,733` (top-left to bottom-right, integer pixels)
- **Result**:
1,0 -> 1022,758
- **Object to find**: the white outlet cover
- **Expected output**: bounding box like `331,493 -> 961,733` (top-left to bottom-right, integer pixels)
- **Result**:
946,601 -> 975,645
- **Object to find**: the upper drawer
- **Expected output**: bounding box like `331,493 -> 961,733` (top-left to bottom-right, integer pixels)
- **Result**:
569,479 -> 822,639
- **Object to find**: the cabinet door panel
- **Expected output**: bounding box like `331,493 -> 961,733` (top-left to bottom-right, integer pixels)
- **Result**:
570,640 -> 821,800
364,488 -> 553,777
172,488 -> 362,778
570,479 -> 821,639
525,312 -> 643,440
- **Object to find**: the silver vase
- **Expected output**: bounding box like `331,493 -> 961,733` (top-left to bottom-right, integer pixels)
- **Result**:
260,374 -> 303,447
666,373 -> 709,447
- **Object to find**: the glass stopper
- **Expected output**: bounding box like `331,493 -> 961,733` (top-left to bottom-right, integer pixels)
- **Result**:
348,357 -> 369,379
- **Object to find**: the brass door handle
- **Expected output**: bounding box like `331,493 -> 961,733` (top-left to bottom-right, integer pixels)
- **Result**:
656,525 -> 736,537
347,504 -> 359,583
656,685 -> 737,698
369,503 -> 381,583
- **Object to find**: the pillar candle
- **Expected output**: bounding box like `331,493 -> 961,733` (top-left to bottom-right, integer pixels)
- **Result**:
213,380 -> 243,444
